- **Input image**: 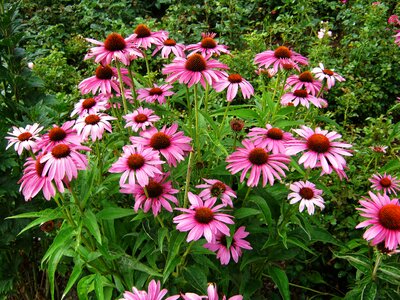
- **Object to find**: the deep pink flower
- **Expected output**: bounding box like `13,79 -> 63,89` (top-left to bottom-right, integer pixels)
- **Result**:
356,192 -> 400,250
152,35 -> 186,58
70,95 -> 109,117
213,73 -> 254,102
370,173 -> 400,195
226,139 -> 290,187
124,107 -> 160,132
120,172 -> 179,216
137,84 -> 174,104
204,226 -> 252,265
127,24 -> 166,50
186,32 -> 230,58
122,279 -> 179,300
74,113 -> 116,142
84,32 -> 143,66
247,124 -> 293,154
388,15 -> 400,26
6,123 -> 43,155
286,71 -> 322,96
36,121 -> 82,152
394,31 -> 400,46
162,53 -> 229,89
181,283 -> 243,300
288,181 -> 325,215
254,46 -> 308,73
109,144 -> 163,187
173,192 -> 234,243
196,179 -> 236,208
130,124 -> 192,167
311,63 -> 345,90
318,163 -> 349,181
281,89 -> 327,108
286,126 -> 352,173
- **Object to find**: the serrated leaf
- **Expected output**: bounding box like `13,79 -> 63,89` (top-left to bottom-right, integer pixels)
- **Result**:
268,266 -> 290,300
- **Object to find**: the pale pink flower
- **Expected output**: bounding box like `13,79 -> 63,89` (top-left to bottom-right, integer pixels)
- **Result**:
137,84 -> 174,104
36,121 -> 82,152
356,192 -> 400,250
130,124 -> 192,167
196,179 -> 236,208
84,32 -> 143,66
370,173 -> 400,195
181,283 -> 243,300
286,126 -> 352,173
254,46 -> 308,73
120,172 -> 178,216
109,144 -> 163,187
122,279 -> 179,300
162,53 -> 229,89
204,226 -> 252,265
74,113 -> 116,142
152,35 -> 186,58
127,24 -> 166,50
186,32 -> 230,58
247,124 -> 293,154
281,89 -> 327,108
173,192 -> 234,243
6,123 -> 43,155
286,71 -> 322,96
319,163 -> 349,181
288,181 -> 325,215
70,95 -> 109,117
311,63 -> 345,89
226,139 -> 290,187
123,107 -> 160,132
213,73 -> 254,102
394,31 -> 400,46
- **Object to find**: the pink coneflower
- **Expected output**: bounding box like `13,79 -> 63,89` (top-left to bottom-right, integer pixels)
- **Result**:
247,124 -> 293,154
122,280 -> 179,300
181,283 -> 243,300
120,172 -> 178,216
356,192 -> 400,250
213,73 -> 254,102
162,53 -> 229,89
286,71 -> 322,96
70,95 -> 109,117
370,145 -> 388,153
109,144 -> 163,187
127,24 -> 165,50
40,144 -> 90,181
186,32 -> 230,58
286,126 -> 352,173
196,179 -> 236,208
288,181 -> 325,215
18,155 -> 65,201
394,31 -> 400,46
319,163 -> 349,181
204,226 -> 252,265
370,173 -> 400,195
84,32 -> 143,66
73,113 -> 116,142
123,107 -> 160,132
388,15 -> 400,26
281,89 -> 327,108
36,121 -> 82,152
6,123 -> 43,155
226,139 -> 290,187
152,35 -> 186,58
137,83 -> 174,104
130,124 -> 192,167
311,63 -> 345,89
254,46 -> 308,73
173,192 -> 234,243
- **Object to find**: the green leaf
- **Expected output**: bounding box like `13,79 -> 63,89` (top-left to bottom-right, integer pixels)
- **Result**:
184,265 -> 208,294
48,246 -> 67,300
42,225 -> 74,265
83,210 -> 102,244
157,227 -> 169,253
378,264 -> 400,285
163,232 -> 186,283
119,255 -> 162,277
94,274 -> 105,300
309,227 -> 343,246
62,260 -> 83,299
334,254 -> 371,274
77,274 -> 95,300
249,195 -> 272,225
286,237 -> 317,256
268,266 -> 290,300
96,207 -> 135,220
360,282 -> 377,300
234,207 -> 261,219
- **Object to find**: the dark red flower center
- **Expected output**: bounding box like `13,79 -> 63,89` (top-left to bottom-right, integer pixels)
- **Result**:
307,134 -> 330,153
35,156 -> 45,176
323,69 -> 334,76
210,182 -> 226,197
228,74 -> 243,83
380,177 -> 392,188
185,54 -> 207,72
248,148 -> 269,165
18,132 -> 32,141
51,144 -> 71,159
200,37 -> 217,49
164,38 -> 176,46
48,127 -> 67,142
293,89 -> 308,98
134,113 -> 148,123
274,46 -> 291,59
85,115 -> 100,125
282,63 -> 294,70
127,154 -> 145,170
150,132 -> 171,150
149,87 -> 163,95
82,98 -> 96,109
104,33 -> 126,51
146,180 -> 164,198
219,235 -> 228,247
40,220 -> 55,232
134,24 -> 151,38
378,204 -> 400,230
194,207 -> 214,224
298,71 -> 314,82
299,187 -> 314,199
230,118 -> 244,132
267,128 -> 283,140
95,65 -> 113,80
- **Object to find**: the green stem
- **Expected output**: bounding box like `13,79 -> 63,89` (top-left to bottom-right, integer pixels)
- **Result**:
115,61 -> 128,115
270,72 -> 281,107
204,81 -> 210,112
372,252 -> 382,281
194,84 -> 201,159
219,101 -> 231,137
127,65 -> 138,106
183,152 -> 194,208
143,52 -> 152,84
